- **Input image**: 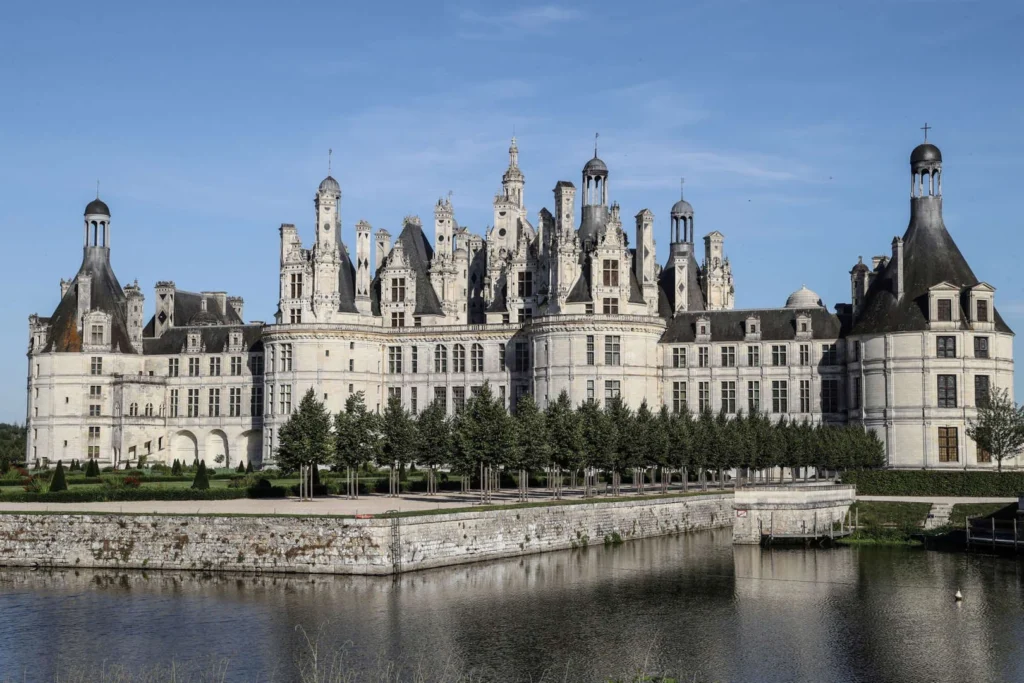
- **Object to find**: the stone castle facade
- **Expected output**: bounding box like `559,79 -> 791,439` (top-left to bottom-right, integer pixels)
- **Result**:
25,138 -> 1014,469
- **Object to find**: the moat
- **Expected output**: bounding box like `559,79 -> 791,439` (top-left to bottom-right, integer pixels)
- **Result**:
2,529 -> 1023,682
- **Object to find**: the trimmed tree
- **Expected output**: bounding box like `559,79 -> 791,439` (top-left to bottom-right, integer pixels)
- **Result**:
545,391 -> 583,498
512,394 -> 549,501
334,392 -> 380,498
453,383 -> 515,503
276,389 -> 334,494
50,460 -> 68,492
191,460 -> 210,490
378,396 -> 418,496
246,460 -> 254,474
416,399 -> 453,495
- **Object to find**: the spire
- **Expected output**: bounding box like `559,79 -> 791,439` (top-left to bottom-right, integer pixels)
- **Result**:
680,177 -> 685,200
508,134 -> 518,168
328,148 -> 332,174
594,131 -> 599,158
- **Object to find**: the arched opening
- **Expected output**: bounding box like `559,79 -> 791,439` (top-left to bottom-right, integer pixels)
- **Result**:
172,430 -> 198,466
241,430 -> 261,469
90,221 -> 98,246
205,430 -> 229,469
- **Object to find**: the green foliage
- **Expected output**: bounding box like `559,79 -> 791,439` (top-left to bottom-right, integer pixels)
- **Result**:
378,396 -> 417,469
513,394 -> 550,472
334,391 -> 379,472
277,388 -> 334,473
191,461 -> 210,490
85,459 -> 100,477
0,423 -> 26,473
49,461 -> 68,493
236,461 -> 245,473
415,399 -> 453,472
452,383 -> 516,475
966,387 -> 1024,472
171,459 -> 182,476
843,469 -> 1024,497
546,391 -> 584,472
246,460 -> 254,474
2,486 -> 285,503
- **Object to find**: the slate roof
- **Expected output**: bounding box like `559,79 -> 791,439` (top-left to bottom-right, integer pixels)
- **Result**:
142,324 -> 264,355
578,205 -> 609,245
661,307 -> 848,344
566,260 -> 592,303
173,290 -> 243,327
337,240 -> 359,314
372,219 -> 444,317
657,251 -> 706,316
851,198 -> 1013,335
44,248 -> 134,353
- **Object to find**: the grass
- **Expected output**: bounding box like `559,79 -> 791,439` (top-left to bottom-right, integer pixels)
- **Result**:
948,502 -> 1014,528
839,501 -> 933,546
381,490 -> 726,518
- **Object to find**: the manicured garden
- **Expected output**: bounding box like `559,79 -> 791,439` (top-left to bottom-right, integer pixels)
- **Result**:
841,470 -> 1024,497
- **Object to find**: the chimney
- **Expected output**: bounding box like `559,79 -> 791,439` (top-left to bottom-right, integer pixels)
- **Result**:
892,237 -> 904,301
375,229 -> 392,271
76,275 -> 92,331
60,278 -> 71,299
227,296 -> 244,321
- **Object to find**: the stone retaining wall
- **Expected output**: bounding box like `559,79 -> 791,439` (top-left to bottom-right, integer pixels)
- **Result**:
0,495 -> 732,575
732,486 -> 855,544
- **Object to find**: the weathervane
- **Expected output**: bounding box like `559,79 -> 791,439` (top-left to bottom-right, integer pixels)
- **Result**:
680,177 -> 685,200
96,180 -> 100,199
594,132 -> 599,157
328,148 -> 333,175
920,123 -> 931,142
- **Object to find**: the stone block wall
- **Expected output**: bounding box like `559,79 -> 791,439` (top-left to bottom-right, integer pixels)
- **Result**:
732,486 -> 855,544
0,494 -> 732,576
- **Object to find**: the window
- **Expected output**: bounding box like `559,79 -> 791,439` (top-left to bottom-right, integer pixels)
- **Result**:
268,385 -> 274,415
187,389 -> 199,418
937,299 -> 953,322
938,426 -> 958,462
698,347 -> 709,368
517,271 -> 533,297
721,381 -> 736,414
937,375 -> 957,408
280,344 -> 293,371
799,344 -> 810,366
290,273 -> 303,299
410,387 -> 418,414
188,357 -> 200,377
170,389 -> 179,418
937,336 -> 956,358
453,386 -> 466,412
721,346 -> 735,368
698,382 -> 710,412
822,379 -> 839,413
129,402 -> 138,417
470,386 -> 482,398
453,344 -> 466,373
89,404 -> 101,417
471,344 -> 483,372
349,358 -> 355,371
821,344 -> 838,366
672,381 -> 686,414
605,336 -> 621,366
388,346 -> 403,374
747,381 -> 760,413
89,385 -> 101,398
250,354 -> 264,376
289,308 -> 302,324
210,357 -> 221,376
90,324 -> 103,345
388,386 -> 401,402
414,316 -> 422,328
799,379 -> 811,413
771,345 -> 787,366
974,337 -> 990,359
585,303 -> 594,316
672,347 -> 686,368
435,345 -> 448,373
851,342 -> 860,362
604,380 -> 621,401
391,311 -> 405,328
498,344 -> 506,370
391,277 -> 406,302
978,446 -> 991,464
514,342 -> 530,372
853,377 -> 862,409
977,299 -> 989,323
229,388 -> 241,417
280,384 -> 292,414
586,380 -> 595,402
251,386 -> 263,417
88,426 -> 101,440
434,386 -> 447,412
747,346 -> 760,367
602,259 -> 619,287
168,358 -> 179,377
231,356 -> 242,376
975,375 -> 990,407
411,346 -> 419,373
502,313 -> 510,325
586,336 -> 595,365
209,388 -> 221,417
91,357 -> 103,375
87,445 -> 100,460
602,298 -> 619,314
772,380 -> 788,413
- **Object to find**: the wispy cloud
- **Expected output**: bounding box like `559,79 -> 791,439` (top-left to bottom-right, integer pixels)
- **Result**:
457,5 -> 581,39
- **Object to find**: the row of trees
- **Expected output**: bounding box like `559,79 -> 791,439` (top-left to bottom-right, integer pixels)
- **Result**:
276,384 -> 886,499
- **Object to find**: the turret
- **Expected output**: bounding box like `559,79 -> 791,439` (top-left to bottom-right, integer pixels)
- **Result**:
635,209 -> 657,312
375,228 -> 391,271
312,175 -> 342,319
434,196 -> 454,261
153,281 -> 176,337
355,220 -> 372,314
124,280 -> 144,353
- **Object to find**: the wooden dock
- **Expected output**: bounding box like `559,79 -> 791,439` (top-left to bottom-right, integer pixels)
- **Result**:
966,515 -> 1024,553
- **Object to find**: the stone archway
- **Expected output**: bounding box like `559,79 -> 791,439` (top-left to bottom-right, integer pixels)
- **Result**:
172,430 -> 198,466
205,430 -> 229,469
239,430 -> 261,469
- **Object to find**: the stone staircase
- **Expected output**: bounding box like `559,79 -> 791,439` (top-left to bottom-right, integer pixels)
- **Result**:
924,503 -> 954,530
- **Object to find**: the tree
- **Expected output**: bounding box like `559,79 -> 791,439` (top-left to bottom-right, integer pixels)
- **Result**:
276,389 -> 334,494
452,383 -> 516,502
378,396 -> 418,496
513,394 -> 549,501
85,458 -> 100,478
191,460 -> 210,490
603,397 -> 632,496
578,399 -> 614,496
246,460 -> 254,474
236,461 -> 245,473
416,400 -> 453,494
334,392 -> 380,498
0,423 -> 26,473
50,460 -> 68,492
545,391 -> 583,498
667,407 -> 694,491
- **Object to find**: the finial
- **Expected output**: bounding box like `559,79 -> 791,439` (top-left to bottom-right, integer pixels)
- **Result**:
920,123 -> 931,142
328,148 -> 333,175
96,180 -> 100,199
680,177 -> 685,200
594,132 -> 599,158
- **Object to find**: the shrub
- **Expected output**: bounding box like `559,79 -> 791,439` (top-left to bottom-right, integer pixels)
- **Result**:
236,462 -> 245,473
1,487 -> 285,503
842,470 -> 1024,497
171,459 -> 182,476
246,461 -> 254,474
85,459 -> 100,477
49,461 -> 68,493
191,461 -> 210,490
22,474 -> 43,493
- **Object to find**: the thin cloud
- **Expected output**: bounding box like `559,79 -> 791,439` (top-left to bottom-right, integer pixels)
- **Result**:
457,5 -> 581,39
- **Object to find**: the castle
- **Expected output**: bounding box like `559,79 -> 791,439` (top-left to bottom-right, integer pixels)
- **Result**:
25,137 -> 1014,469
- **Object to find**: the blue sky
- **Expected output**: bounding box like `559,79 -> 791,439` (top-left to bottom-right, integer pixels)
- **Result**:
1,0 -> 1022,422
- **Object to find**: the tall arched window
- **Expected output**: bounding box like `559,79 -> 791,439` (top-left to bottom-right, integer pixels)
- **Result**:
471,344 -> 484,373
453,344 -> 466,373
144,403 -> 153,417
129,402 -> 138,417
434,345 -> 448,373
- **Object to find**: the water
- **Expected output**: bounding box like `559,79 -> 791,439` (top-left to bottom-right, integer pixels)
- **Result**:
2,529 -> 1023,682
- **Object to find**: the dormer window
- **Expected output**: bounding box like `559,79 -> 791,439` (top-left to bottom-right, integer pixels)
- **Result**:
937,299 -> 952,322
90,324 -> 103,345
750,324 -> 757,334
977,299 -> 989,323
391,277 -> 406,303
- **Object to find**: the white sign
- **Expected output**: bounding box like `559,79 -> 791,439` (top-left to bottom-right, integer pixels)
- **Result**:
736,510 -> 748,518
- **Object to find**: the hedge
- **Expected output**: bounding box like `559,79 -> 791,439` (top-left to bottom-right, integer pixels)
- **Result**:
842,470 -> 1024,497
1,486 -> 287,503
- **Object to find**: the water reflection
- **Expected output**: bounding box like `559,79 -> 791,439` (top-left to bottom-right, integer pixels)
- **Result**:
1,530 -> 1022,682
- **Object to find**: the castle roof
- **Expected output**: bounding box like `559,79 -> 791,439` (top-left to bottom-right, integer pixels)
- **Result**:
661,306 -> 847,344
44,249 -> 133,353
